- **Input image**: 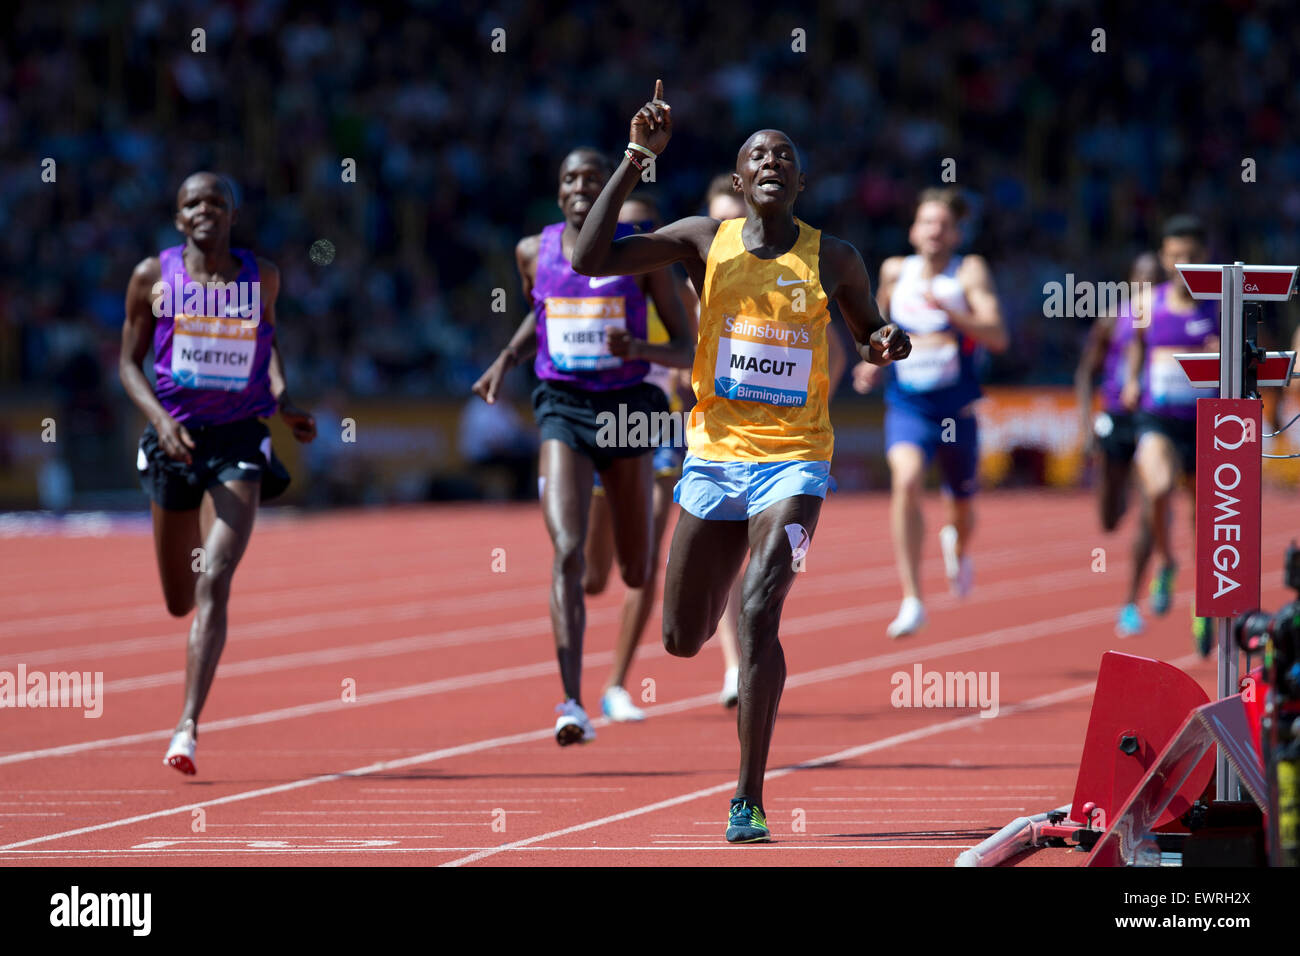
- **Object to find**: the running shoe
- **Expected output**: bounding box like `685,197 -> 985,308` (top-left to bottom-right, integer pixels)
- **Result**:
163,728 -> 196,775
601,685 -> 646,722
939,525 -> 973,598
1149,564 -> 1177,616
719,666 -> 739,708
1193,614 -> 1213,659
554,699 -> 596,745
887,597 -> 925,639
1116,603 -> 1144,638
725,798 -> 770,843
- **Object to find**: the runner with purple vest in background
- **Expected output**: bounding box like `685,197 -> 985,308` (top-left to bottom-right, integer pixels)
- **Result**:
119,172 -> 317,775
1117,215 -> 1217,651
1076,251 -> 1163,534
472,148 -> 691,745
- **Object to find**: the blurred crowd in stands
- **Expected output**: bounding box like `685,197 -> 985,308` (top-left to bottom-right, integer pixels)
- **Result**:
3,0 -> 1298,501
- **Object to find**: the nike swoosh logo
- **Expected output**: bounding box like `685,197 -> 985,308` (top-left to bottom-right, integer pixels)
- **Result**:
775,276 -> 804,287
589,276 -> 621,288
236,462 -> 261,471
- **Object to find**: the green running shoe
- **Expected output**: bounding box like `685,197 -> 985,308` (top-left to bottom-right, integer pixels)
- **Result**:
1193,614 -> 1213,659
1150,564 -> 1177,616
726,798 -> 771,843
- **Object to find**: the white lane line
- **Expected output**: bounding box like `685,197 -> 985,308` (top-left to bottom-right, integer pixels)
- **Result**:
69,556 -> 1095,694
438,652 -> 1203,867
0,587 -> 1125,767
436,681 -> 1098,867
0,845 -> 978,859
0,631 -> 1116,851
0,653 -> 610,766
0,529 -> 1079,664
0,725 -> 561,850
0,516 -> 1090,634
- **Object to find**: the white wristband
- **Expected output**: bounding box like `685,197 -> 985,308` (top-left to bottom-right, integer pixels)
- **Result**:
626,142 -> 656,159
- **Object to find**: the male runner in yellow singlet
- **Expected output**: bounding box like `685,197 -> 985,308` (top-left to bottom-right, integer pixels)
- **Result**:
574,81 -> 911,842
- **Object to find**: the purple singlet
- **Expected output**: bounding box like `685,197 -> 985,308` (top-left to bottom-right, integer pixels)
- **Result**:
152,245 -> 276,426
532,222 -> 649,390
1099,307 -> 1137,414
1139,281 -> 1218,421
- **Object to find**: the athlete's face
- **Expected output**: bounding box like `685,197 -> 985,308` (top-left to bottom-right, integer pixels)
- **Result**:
708,193 -> 745,221
557,155 -> 609,228
734,131 -> 804,212
909,202 -> 960,257
1129,253 -> 1163,286
175,176 -> 235,247
618,200 -> 657,227
1159,235 -> 1205,275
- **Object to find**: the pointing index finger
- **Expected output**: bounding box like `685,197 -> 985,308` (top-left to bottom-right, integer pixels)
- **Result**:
652,78 -> 665,104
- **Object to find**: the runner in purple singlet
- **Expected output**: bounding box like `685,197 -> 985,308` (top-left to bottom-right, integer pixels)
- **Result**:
119,172 -> 317,775
472,149 -> 692,745
1076,251 -> 1163,533
1116,215 -> 1217,650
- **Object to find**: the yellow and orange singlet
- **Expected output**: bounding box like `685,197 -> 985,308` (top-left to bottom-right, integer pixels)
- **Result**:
688,217 -> 833,462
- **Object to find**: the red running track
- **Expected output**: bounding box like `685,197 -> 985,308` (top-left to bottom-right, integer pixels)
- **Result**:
2,489 -> 1296,867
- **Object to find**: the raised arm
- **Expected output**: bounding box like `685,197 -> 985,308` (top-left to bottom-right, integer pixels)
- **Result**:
572,80 -> 716,279
823,236 -> 911,367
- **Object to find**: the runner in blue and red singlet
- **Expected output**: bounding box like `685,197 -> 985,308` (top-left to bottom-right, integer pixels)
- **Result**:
852,188 -> 1008,639
119,172 -> 317,775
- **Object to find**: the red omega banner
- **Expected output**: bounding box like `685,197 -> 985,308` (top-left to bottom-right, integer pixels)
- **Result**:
1195,399 -> 1262,617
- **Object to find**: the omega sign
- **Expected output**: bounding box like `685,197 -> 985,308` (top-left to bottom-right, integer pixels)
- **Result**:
1195,399 -> 1262,616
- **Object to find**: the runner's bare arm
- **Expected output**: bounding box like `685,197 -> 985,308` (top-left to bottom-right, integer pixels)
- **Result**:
827,329 -> 848,394
120,256 -> 196,461
1076,315 -> 1115,426
575,214 -> 717,278
875,255 -> 906,319
257,261 -> 315,443
572,80 -> 717,278
502,235 -> 540,363
611,266 -> 694,369
472,237 -> 541,404
1122,324 -> 1145,411
823,237 -> 911,367
939,255 -> 1008,352
851,256 -> 906,392
120,258 -> 167,423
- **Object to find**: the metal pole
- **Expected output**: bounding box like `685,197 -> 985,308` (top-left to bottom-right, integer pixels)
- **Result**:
1215,263 -> 1244,802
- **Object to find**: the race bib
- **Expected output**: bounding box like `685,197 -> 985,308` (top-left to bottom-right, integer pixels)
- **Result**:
171,314 -> 258,391
894,338 -> 960,392
713,315 -> 812,406
545,297 -> 626,372
1148,347 -> 1199,407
